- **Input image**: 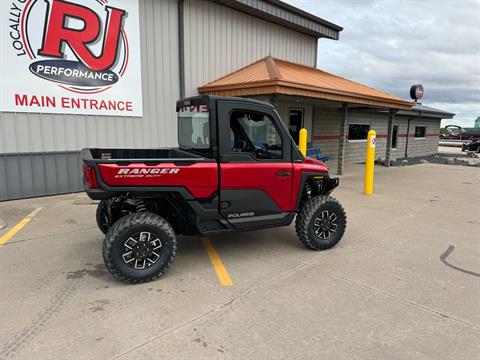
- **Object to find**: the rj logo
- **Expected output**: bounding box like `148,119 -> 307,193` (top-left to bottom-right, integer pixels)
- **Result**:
38,0 -> 126,71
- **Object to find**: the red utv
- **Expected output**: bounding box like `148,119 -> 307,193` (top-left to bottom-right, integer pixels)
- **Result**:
82,96 -> 347,283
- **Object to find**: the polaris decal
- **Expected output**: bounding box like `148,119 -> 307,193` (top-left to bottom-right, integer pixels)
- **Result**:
1,0 -> 143,116
227,212 -> 255,219
115,168 -> 181,178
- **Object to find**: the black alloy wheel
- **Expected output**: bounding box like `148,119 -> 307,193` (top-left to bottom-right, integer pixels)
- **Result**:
122,231 -> 163,270
295,196 -> 347,250
103,212 -> 177,284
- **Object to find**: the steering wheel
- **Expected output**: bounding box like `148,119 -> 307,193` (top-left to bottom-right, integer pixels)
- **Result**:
254,148 -> 268,159
232,140 -> 247,152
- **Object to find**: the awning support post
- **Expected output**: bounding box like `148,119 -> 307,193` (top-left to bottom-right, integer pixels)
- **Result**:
336,103 -> 348,175
385,109 -> 395,167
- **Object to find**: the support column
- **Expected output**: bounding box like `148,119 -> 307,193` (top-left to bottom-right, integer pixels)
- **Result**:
385,109 -> 395,167
336,103 -> 348,175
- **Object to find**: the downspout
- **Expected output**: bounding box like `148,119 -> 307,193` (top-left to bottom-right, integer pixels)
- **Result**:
178,0 -> 185,99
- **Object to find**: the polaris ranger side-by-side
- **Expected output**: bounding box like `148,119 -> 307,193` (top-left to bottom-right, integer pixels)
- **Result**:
82,96 -> 347,283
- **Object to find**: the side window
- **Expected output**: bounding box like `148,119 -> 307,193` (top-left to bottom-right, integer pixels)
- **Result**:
230,111 -> 283,160
392,125 -> 398,149
415,126 -> 426,138
348,124 -> 370,141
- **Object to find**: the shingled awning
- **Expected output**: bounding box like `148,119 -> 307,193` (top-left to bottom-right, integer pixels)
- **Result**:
198,57 -> 413,110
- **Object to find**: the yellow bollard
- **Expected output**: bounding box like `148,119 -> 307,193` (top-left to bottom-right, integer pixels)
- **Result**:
364,130 -> 376,195
298,128 -> 307,156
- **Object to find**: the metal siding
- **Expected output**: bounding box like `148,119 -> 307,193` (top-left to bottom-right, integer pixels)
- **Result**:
0,157 -> 7,200
183,0 -> 317,97
31,155 -> 47,196
0,152 -> 82,201
5,156 -> 21,199
44,155 -> 58,195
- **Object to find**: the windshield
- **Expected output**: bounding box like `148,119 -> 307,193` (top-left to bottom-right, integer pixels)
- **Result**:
177,105 -> 210,149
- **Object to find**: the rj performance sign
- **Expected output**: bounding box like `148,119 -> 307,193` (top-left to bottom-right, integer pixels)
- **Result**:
1,0 -> 143,116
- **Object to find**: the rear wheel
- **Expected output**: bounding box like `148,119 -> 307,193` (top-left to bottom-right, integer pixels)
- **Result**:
103,212 -> 177,284
295,196 -> 347,250
96,200 -> 110,234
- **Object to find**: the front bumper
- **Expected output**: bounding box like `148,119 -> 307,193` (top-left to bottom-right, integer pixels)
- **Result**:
321,177 -> 339,195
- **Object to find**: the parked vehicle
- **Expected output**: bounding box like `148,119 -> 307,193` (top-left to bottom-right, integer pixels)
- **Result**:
440,125 -> 480,141
462,140 -> 480,153
82,96 -> 346,283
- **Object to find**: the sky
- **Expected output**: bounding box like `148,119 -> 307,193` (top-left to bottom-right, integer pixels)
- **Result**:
284,0 -> 480,127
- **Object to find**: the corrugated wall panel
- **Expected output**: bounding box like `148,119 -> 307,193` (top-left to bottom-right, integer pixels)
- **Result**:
0,0 -> 180,154
183,0 -> 317,97
0,152 -> 82,201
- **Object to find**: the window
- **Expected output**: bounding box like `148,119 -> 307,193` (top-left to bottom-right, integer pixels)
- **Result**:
229,111 -> 283,159
177,105 -> 210,149
289,108 -> 303,144
415,126 -> 426,138
348,124 -> 370,141
392,125 -> 398,149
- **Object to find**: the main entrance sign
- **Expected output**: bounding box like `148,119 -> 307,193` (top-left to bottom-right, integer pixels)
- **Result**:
1,0 -> 143,116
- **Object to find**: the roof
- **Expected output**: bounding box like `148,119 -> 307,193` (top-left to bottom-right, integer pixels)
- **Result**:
198,57 -> 414,110
212,0 -> 342,39
402,104 -> 455,119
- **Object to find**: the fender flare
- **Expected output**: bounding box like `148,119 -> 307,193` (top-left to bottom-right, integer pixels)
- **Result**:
295,172 -> 339,211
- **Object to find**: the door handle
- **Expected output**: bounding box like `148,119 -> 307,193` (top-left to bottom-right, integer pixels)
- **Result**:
276,171 -> 291,177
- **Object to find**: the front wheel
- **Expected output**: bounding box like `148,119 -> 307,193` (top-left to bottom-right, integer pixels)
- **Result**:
103,212 -> 177,284
295,196 -> 347,250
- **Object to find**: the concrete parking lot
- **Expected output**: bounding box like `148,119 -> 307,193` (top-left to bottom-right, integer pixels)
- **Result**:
0,163 -> 479,360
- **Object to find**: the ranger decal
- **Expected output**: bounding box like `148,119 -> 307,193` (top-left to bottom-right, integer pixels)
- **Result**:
115,168 -> 180,178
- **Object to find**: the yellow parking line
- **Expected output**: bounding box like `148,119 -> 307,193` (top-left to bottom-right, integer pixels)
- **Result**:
201,237 -> 233,286
0,207 -> 42,246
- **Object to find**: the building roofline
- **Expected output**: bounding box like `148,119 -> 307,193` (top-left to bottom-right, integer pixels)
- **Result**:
265,0 -> 343,31
396,104 -> 455,119
211,0 -> 342,40
199,57 -> 414,110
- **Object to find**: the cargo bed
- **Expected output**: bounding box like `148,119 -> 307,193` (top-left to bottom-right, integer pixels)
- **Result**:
84,148 -> 208,162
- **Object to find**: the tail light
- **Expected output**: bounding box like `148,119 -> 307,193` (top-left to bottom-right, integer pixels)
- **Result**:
82,164 -> 99,188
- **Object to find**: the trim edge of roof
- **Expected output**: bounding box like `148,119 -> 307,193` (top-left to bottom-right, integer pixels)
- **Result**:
211,0 -> 342,39
199,83 -> 414,110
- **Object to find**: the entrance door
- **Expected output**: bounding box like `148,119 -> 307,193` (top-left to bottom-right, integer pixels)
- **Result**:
217,100 -> 294,230
289,108 -> 303,144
